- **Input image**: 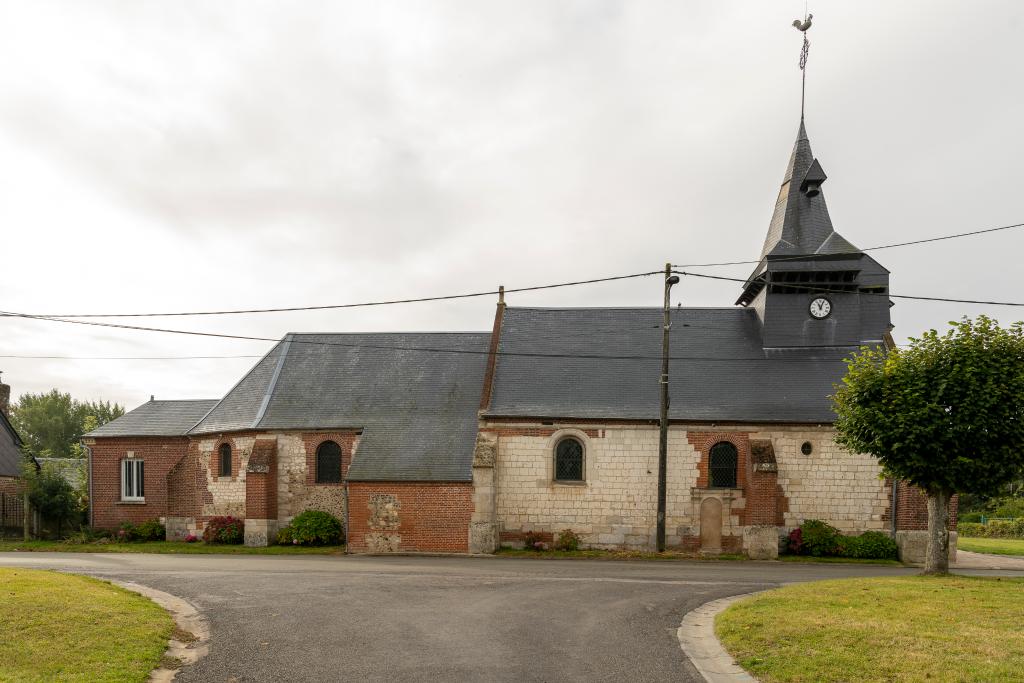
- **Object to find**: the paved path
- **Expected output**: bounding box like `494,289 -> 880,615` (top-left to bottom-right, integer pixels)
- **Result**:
955,550 -> 1024,570
1,553 -> 1020,682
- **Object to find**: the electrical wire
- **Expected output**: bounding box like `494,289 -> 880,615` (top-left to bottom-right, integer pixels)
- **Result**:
0,309 -> 875,362
672,220 -> 1024,269
672,270 -> 1024,306
5,271 -> 662,319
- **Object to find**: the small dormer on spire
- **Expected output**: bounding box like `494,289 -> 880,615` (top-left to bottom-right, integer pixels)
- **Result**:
800,158 -> 827,196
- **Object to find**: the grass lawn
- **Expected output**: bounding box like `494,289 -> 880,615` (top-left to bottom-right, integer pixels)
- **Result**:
716,576 -> 1024,682
957,536 -> 1024,557
0,540 -> 344,555
0,568 -> 173,682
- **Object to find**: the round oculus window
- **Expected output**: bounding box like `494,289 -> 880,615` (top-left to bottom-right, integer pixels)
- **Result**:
801,441 -> 813,456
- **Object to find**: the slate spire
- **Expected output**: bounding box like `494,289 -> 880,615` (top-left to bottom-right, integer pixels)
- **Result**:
757,120 -> 858,259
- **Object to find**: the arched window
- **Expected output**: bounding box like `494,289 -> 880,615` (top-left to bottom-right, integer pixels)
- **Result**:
554,437 -> 584,482
316,441 -> 342,484
709,441 -> 738,488
218,443 -> 232,477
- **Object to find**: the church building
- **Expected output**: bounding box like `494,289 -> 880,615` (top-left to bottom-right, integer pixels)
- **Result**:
84,117 -> 945,561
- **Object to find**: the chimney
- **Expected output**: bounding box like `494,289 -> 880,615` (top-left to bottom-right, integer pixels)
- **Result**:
0,371 -> 10,418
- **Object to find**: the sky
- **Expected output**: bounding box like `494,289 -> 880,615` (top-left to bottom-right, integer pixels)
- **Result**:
1,1 -> 1022,409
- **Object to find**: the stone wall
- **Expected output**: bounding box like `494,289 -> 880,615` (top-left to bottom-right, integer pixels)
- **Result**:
488,422 -> 898,551
757,428 -> 892,534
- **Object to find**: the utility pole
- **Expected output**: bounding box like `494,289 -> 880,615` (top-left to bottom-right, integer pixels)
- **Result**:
657,264 -> 680,552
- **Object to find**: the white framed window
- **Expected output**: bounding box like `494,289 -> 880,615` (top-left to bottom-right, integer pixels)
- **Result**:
121,459 -> 145,501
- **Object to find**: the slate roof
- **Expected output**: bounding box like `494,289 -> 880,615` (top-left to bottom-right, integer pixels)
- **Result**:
0,410 -> 24,478
86,399 -> 220,437
191,333 -> 491,482
485,307 -> 854,423
758,120 -> 860,259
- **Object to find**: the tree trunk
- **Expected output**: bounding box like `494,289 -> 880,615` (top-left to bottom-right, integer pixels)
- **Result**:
924,487 -> 952,575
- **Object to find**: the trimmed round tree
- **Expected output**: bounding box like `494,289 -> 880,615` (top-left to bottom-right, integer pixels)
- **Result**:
832,316 -> 1024,574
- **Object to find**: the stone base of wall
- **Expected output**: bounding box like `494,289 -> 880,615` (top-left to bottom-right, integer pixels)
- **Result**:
469,521 -> 498,554
743,525 -> 780,560
896,530 -> 958,566
244,519 -> 279,547
165,516 -> 198,541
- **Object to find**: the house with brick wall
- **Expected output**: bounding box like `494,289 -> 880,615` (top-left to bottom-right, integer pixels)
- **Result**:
84,118 -> 947,560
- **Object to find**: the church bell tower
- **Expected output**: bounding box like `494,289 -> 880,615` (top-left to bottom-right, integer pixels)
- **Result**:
736,120 -> 893,349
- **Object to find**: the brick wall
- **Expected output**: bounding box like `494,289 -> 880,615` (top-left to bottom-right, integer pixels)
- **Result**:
245,439 -> 278,520
347,481 -> 473,553
88,436 -> 190,529
895,481 -> 958,530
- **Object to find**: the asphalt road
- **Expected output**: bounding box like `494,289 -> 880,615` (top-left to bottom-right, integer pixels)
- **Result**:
2,553 -> 1018,682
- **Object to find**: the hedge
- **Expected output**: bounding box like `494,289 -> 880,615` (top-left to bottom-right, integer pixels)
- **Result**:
957,519 -> 1024,539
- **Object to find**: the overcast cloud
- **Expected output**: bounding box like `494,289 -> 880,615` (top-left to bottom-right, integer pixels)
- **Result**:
1,1 -> 1022,409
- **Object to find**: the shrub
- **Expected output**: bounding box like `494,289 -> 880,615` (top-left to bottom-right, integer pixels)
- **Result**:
133,519 -> 166,542
202,516 -> 244,544
555,529 -> 582,551
522,531 -> 547,551
116,522 -> 136,542
800,519 -> 841,557
838,531 -> 898,559
958,511 -> 983,524
276,525 -> 296,545
957,522 -> 986,538
787,527 -> 804,555
184,534 -> 198,543
288,510 -> 343,546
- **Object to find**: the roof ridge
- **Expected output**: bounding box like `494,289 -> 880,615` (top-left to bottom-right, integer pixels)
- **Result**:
187,339 -> 286,435
286,331 -> 490,337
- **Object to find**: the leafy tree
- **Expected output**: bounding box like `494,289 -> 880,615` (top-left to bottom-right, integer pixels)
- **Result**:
21,459 -> 81,538
833,316 -> 1024,574
10,390 -> 124,458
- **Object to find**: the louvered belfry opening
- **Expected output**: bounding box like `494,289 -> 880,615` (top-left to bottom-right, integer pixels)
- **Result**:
709,441 -> 738,488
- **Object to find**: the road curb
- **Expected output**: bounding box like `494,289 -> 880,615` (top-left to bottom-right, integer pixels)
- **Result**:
677,592 -> 760,682
113,580 -> 210,682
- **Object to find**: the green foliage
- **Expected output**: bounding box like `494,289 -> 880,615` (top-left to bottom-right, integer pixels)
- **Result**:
10,390 -> 124,458
287,510 -> 343,546
838,531 -> 899,560
989,497 -> 1024,519
957,519 -> 1024,539
276,525 -> 294,545
133,520 -> 166,542
800,519 -> 841,557
789,522 -> 897,559
833,316 -> 1024,497
202,516 -> 244,544
959,511 -> 983,523
554,529 -> 582,551
22,460 -> 79,536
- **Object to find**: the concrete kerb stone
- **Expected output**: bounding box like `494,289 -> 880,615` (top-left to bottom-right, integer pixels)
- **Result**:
112,580 -> 210,683
677,592 -> 762,683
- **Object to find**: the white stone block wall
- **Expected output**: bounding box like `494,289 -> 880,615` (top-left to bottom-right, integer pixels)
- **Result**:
490,423 -> 891,550
759,428 -> 890,533
492,426 -> 700,549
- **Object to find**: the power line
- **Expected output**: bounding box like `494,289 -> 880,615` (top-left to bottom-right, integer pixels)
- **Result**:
0,309 -> 875,363
673,270 -> 1024,307
6,271 -> 662,319
7,219 -> 1024,320
673,220 -> 1024,269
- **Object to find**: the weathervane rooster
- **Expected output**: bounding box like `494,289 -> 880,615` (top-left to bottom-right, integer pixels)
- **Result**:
793,12 -> 813,119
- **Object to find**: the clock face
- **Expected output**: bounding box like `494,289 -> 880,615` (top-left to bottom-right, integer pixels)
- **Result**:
809,297 -> 832,319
